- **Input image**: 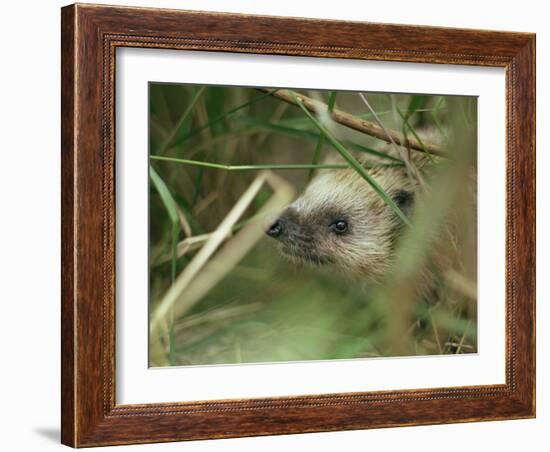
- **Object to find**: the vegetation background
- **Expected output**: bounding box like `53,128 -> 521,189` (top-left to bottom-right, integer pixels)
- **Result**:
148,83 -> 478,367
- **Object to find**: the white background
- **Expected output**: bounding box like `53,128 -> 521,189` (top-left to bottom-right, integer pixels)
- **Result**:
0,1 -> 546,451
117,49 -> 506,404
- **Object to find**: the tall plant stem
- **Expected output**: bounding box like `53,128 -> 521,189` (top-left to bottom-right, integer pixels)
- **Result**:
259,88 -> 444,157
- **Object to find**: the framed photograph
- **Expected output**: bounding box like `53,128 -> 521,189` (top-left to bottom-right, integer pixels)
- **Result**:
61,3 -> 535,447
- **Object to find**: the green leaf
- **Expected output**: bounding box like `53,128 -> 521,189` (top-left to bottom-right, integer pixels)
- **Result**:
404,95 -> 429,121
150,165 -> 181,282
149,155 -> 349,171
431,96 -> 447,137
309,91 -> 338,181
234,116 -> 319,141
156,86 -> 206,154
233,117 -> 403,163
169,89 -> 280,148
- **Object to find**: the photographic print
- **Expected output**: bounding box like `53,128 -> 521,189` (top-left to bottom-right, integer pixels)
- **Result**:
148,84 -> 478,367
61,5 -> 535,445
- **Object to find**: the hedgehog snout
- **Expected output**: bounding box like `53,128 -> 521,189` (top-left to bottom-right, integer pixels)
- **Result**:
266,207 -> 303,241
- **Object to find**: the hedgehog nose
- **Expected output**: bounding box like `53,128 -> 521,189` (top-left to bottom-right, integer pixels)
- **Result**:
266,219 -> 283,238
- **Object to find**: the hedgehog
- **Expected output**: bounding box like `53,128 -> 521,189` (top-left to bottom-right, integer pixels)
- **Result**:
264,146 -> 445,304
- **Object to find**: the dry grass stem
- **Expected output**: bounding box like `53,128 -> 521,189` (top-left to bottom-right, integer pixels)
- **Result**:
150,171 -> 295,338
176,205 -> 192,238
444,269 -> 478,300
358,92 -> 427,189
260,88 -> 445,156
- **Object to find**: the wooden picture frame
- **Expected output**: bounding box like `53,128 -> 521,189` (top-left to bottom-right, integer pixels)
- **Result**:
61,3 -> 535,447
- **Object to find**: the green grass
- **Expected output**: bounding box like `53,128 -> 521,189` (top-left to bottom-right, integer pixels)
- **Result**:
149,165 -> 181,283
148,82 -> 478,367
308,90 -> 338,180
150,155 -> 351,171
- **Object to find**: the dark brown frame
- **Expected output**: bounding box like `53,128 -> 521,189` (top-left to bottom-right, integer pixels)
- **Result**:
61,3 -> 536,447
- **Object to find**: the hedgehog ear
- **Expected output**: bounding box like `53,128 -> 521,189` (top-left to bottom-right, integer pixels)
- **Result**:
393,190 -> 414,217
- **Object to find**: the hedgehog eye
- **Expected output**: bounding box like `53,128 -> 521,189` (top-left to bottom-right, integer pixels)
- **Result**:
393,190 -> 414,216
329,220 -> 348,234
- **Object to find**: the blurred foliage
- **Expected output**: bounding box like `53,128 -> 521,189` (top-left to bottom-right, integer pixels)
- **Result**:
148,83 -> 477,366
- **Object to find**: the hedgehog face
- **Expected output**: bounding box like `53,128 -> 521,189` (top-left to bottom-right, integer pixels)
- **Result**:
266,205 -> 349,266
265,168 -> 414,281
